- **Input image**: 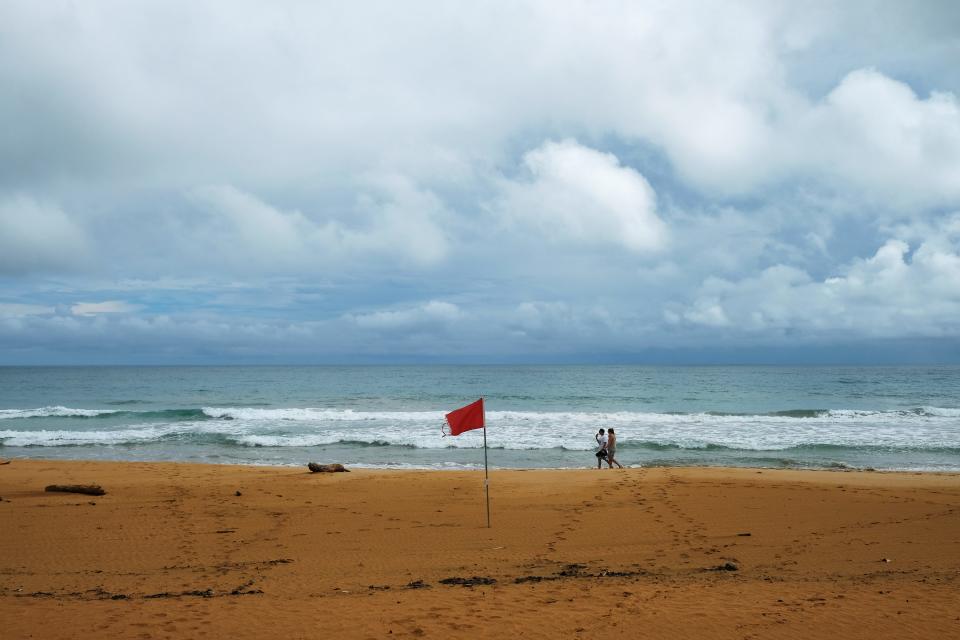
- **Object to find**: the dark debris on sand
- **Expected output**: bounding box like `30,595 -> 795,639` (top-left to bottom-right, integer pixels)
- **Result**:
514,563 -> 648,584
438,576 -> 497,587
709,562 -> 740,572
405,580 -> 430,589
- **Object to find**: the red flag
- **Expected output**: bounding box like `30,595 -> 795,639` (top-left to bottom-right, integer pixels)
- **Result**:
444,398 -> 485,436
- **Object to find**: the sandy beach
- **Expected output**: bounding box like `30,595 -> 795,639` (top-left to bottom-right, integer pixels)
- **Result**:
1,460 -> 958,639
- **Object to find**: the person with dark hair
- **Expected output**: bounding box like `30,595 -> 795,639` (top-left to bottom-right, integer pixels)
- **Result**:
595,428 -> 608,469
606,428 -> 624,468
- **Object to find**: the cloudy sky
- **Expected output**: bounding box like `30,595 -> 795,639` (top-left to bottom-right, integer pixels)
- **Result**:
2,1 -> 960,364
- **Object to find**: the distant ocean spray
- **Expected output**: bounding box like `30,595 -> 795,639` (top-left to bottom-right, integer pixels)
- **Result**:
2,366 -> 959,471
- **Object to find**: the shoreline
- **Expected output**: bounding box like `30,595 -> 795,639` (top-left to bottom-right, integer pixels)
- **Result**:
3,454 -> 959,474
5,457 -> 959,480
3,458 -> 959,638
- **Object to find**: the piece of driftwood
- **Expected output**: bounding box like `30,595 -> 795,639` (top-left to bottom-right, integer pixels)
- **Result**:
45,484 -> 106,496
307,463 -> 349,473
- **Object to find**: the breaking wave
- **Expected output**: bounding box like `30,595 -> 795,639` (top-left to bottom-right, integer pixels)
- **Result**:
0,407 -> 207,421
4,405 -> 959,423
1,405 -> 958,472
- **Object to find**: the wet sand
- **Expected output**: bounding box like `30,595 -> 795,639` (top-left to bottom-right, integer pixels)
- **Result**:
1,459 -> 959,639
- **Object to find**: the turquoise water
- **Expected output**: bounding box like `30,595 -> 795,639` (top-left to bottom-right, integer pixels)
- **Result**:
1,365 -> 959,471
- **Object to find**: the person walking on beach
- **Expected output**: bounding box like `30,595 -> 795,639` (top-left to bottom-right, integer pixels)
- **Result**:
606,428 -> 624,468
595,428 -> 608,469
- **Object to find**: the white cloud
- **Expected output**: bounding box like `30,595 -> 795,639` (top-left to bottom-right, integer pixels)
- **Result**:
2,3 -> 957,210
71,301 -> 142,316
505,301 -> 622,343
2,3 -> 960,361
352,175 -> 450,266
190,185 -> 316,264
0,5 -> 793,190
0,196 -> 90,274
189,181 -> 449,271
495,140 -> 668,252
350,300 -> 462,331
793,69 -> 960,207
675,217 -> 960,337
682,299 -> 731,328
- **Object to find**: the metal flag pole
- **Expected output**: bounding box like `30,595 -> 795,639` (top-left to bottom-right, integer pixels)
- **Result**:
482,401 -> 490,528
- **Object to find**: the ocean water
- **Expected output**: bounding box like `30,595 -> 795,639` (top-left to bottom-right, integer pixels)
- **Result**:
1,365 -> 959,471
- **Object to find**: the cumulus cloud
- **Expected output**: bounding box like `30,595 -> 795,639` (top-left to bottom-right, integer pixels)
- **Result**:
674,217 -> 960,338
0,2 -> 956,207
506,301 -> 621,343
352,175 -> 450,266
793,69 -> 960,207
190,186 -> 317,265
71,301 -> 142,316
188,181 -> 449,271
495,140 -> 667,252
2,2 -> 960,362
349,301 -> 462,331
0,196 -> 90,274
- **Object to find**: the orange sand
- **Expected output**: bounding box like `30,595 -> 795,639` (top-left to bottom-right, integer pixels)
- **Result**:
2,460 -> 959,639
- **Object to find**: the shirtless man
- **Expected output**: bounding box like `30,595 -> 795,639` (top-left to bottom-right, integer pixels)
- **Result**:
606,428 -> 624,468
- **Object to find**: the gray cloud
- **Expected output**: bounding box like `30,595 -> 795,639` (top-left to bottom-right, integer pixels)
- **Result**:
2,1 -> 960,362
0,196 -> 91,275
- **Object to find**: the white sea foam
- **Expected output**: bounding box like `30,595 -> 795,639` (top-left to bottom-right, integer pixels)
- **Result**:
0,426 -> 173,447
0,420 -> 246,447
920,406 -> 960,417
202,407 -> 445,421
198,406 -> 960,426
0,406 -> 120,419
2,406 -> 958,453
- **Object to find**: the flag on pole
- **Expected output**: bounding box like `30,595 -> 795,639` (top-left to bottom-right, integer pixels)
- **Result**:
442,397 -> 491,527
444,398 -> 485,436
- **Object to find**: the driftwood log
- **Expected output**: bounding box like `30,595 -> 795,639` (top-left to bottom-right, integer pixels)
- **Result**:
45,484 -> 106,496
307,463 -> 349,473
